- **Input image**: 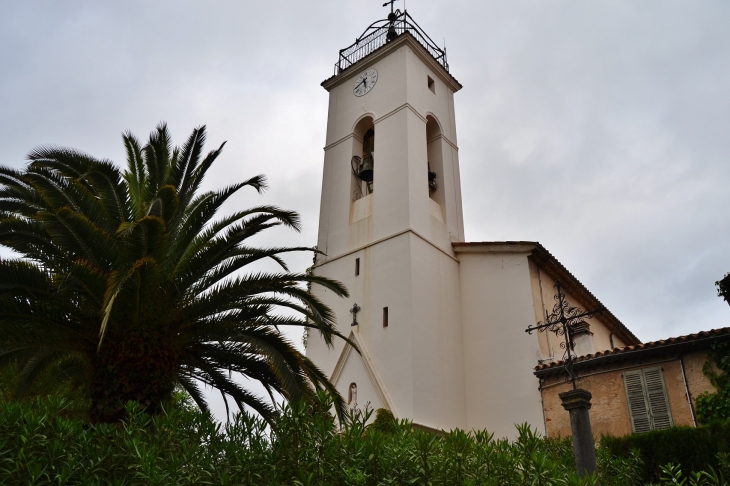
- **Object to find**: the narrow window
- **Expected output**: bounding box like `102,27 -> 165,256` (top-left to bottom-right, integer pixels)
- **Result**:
383,307 -> 389,327
623,366 -> 673,433
355,258 -> 360,276
427,76 -> 435,94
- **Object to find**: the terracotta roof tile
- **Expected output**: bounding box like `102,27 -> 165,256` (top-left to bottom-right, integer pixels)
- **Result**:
535,326 -> 730,372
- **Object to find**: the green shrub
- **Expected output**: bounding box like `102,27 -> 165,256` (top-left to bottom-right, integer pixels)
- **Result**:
601,422 -> 730,483
369,408 -> 397,434
6,392 -> 728,485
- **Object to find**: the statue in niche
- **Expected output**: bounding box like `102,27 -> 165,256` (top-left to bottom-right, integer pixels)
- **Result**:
348,382 -> 358,410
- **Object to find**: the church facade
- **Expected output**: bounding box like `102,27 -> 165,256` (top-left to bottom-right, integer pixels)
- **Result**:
305,12 -> 641,439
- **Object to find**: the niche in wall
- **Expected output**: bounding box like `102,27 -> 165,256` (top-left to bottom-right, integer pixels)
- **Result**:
426,115 -> 446,221
351,116 -> 375,201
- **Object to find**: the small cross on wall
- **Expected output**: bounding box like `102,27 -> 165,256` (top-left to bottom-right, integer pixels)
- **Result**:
350,303 -> 361,326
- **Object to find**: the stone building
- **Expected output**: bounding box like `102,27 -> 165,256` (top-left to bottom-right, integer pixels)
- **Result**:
305,8 -> 724,439
537,327 -> 729,437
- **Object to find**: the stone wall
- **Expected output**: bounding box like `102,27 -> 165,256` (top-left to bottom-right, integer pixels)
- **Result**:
540,350 -> 713,438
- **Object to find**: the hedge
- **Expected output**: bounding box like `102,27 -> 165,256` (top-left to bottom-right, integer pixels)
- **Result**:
0,394 -> 591,485
4,392 -> 730,485
600,421 -> 730,483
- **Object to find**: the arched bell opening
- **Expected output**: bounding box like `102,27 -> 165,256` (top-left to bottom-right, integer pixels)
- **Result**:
426,115 -> 446,216
351,116 -> 375,200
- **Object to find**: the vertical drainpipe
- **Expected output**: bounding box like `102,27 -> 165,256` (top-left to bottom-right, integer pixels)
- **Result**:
537,377 -> 549,437
679,355 -> 697,427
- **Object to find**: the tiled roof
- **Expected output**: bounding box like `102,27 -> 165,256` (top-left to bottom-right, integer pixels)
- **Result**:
535,326 -> 730,374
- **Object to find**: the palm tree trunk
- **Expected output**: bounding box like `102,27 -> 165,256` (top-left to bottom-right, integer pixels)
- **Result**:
90,328 -> 178,423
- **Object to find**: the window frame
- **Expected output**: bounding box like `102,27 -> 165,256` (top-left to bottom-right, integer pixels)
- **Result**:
623,366 -> 673,433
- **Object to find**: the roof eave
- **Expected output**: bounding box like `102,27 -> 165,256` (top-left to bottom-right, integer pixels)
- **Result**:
452,241 -> 640,346
534,330 -> 730,378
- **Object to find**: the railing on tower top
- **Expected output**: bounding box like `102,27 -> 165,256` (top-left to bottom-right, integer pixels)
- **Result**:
334,11 -> 449,76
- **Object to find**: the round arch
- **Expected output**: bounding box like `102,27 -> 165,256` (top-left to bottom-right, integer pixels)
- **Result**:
352,114 -> 376,139
425,113 -> 443,141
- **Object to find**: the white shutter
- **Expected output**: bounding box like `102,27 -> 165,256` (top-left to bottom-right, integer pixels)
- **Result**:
643,367 -> 673,430
624,370 -> 651,433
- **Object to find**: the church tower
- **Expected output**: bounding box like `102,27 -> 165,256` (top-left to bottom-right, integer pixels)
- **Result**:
307,6 -> 641,439
307,8 -> 468,430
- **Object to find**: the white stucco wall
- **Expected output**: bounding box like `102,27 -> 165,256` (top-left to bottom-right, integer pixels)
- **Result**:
457,251 -> 546,439
316,36 -> 464,262
528,264 -> 626,358
309,36 -> 468,431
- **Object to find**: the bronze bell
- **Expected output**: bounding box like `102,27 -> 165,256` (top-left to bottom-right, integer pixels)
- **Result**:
386,25 -> 397,42
359,154 -> 374,182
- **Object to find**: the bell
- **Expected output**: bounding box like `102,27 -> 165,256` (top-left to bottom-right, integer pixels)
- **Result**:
359,153 -> 374,182
386,25 -> 397,42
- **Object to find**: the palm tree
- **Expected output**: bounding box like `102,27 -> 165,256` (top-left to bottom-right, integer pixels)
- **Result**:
0,123 -> 350,423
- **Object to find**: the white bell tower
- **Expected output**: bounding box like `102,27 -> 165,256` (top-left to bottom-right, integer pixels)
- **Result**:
307,10 -> 468,430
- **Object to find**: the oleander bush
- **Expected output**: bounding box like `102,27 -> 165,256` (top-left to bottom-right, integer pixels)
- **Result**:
2,392 -> 730,485
601,421 -> 730,484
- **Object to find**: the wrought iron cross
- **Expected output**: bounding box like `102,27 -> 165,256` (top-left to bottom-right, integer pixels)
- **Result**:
525,282 -> 604,389
350,303 -> 361,326
382,0 -> 398,13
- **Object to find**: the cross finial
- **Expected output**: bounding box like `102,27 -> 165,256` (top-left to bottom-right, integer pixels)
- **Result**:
350,303 -> 361,326
382,0 -> 398,14
525,281 -> 605,390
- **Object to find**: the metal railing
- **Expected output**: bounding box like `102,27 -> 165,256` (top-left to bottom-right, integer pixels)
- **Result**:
334,11 -> 448,76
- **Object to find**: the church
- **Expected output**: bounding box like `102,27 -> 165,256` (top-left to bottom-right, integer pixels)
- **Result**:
305,7 -> 722,440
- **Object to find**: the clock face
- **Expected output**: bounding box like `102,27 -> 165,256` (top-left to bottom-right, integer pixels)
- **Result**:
353,68 -> 378,97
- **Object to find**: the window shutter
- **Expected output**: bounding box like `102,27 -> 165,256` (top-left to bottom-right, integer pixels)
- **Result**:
643,367 -> 673,430
624,370 -> 651,433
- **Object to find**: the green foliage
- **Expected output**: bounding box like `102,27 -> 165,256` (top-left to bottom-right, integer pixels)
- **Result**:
718,273 -> 730,307
0,123 -> 351,422
369,408 -> 397,434
695,273 -> 730,424
601,422 -> 730,483
697,340 -> 730,424
654,460 -> 730,486
8,393 -> 730,485
0,393 -> 625,485
697,389 -> 730,425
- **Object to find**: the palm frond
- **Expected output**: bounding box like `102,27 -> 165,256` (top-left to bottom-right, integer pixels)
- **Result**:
0,123 -> 350,423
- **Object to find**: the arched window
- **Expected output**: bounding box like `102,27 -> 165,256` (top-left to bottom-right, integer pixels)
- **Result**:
426,115 -> 446,216
351,117 -> 375,200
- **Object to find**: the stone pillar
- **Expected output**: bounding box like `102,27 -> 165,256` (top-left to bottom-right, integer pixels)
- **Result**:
559,388 -> 597,477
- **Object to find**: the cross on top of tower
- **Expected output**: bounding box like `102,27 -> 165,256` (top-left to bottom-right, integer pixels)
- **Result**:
382,0 -> 399,14
328,1 -> 449,77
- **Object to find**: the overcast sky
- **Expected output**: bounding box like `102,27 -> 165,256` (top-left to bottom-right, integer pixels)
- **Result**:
2,0 -> 729,416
